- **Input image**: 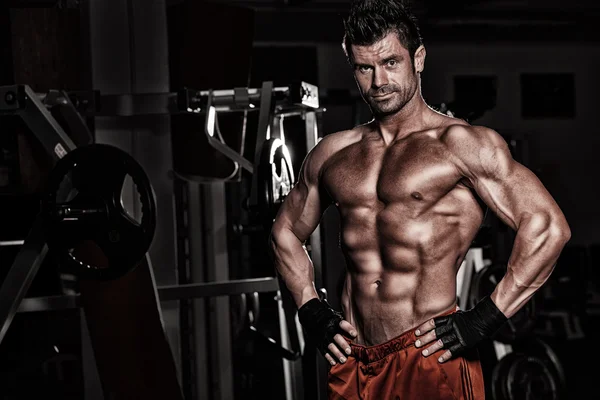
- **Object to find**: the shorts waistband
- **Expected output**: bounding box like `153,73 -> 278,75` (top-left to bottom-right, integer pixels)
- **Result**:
348,307 -> 457,364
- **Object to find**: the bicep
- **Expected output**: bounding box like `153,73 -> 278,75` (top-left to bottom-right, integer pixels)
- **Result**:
273,175 -> 324,242
271,133 -> 340,241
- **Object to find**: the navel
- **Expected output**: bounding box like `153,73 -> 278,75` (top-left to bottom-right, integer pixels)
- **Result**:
411,191 -> 423,200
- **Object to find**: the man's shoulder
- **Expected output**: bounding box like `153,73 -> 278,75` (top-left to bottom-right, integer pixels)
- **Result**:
439,123 -> 505,152
310,126 -> 365,161
438,123 -> 512,176
300,125 -> 367,182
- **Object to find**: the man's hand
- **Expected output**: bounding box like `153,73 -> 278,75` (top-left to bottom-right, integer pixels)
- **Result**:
298,298 -> 358,365
414,297 -> 507,363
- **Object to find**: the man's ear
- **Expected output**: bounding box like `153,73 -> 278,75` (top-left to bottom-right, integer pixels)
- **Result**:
414,45 -> 426,73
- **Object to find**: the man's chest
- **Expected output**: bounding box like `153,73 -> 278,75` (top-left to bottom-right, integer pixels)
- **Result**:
321,139 -> 463,207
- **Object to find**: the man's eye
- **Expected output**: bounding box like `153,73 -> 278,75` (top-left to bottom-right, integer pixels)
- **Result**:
387,60 -> 397,67
358,66 -> 371,73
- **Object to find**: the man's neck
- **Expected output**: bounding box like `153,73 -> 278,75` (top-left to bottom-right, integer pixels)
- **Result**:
374,93 -> 431,144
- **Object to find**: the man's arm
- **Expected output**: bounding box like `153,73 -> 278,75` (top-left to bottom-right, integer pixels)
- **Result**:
415,125 -> 570,363
270,134 -> 357,365
446,125 -> 571,317
270,140 -> 324,308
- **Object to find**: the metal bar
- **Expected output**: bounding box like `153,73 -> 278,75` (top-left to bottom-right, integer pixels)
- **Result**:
48,90 -> 94,146
204,105 -> 254,173
198,86 -> 289,98
18,293 -> 81,313
277,290 -> 305,400
0,216 -> 49,344
19,85 -> 77,160
206,134 -> 254,173
2,85 -> 317,118
187,182 -> 207,400
174,180 -> 197,400
305,111 -> 323,289
249,81 -> 274,208
203,183 -> 233,400
70,86 -> 296,116
17,278 -> 280,313
305,110 -> 329,400
0,240 -> 24,246
160,277 -> 279,302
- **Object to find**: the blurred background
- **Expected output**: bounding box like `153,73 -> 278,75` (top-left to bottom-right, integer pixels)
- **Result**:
0,0 -> 597,399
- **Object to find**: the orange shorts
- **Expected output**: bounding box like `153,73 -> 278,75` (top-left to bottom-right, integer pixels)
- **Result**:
328,310 -> 485,400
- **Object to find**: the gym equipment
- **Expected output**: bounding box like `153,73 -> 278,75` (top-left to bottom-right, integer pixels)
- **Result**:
491,337 -> 567,400
0,81 -> 322,400
42,144 -> 157,280
468,263 -> 537,343
258,138 -> 295,223
0,84 -> 81,345
239,292 -> 300,361
459,249 -> 566,399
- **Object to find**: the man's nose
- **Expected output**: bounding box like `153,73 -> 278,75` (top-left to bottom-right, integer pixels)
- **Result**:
372,67 -> 388,89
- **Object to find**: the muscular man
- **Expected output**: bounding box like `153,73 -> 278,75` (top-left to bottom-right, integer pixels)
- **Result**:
270,1 -> 571,399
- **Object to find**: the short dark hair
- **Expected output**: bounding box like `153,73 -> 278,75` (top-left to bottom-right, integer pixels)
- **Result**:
342,0 -> 423,63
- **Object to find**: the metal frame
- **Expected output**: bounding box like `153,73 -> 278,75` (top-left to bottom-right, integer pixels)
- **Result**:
0,81 -> 323,400
17,278 -> 281,313
303,110 -> 330,400
48,82 -> 319,117
0,85 -> 80,345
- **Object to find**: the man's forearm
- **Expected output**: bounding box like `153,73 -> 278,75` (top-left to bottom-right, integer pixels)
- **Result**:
270,226 -> 319,308
491,213 -> 571,318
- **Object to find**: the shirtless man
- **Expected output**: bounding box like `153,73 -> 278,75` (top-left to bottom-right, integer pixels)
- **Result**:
270,1 -> 571,399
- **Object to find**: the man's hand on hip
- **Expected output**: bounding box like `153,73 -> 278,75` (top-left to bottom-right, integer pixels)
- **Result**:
414,296 -> 508,363
298,298 -> 357,365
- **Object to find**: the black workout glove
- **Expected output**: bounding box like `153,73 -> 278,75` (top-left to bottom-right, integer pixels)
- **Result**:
298,298 -> 344,356
433,296 -> 508,358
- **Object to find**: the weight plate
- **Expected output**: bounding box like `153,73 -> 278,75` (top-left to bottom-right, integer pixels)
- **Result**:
492,352 -> 522,400
512,337 -> 567,399
506,355 -> 558,400
42,144 -> 156,280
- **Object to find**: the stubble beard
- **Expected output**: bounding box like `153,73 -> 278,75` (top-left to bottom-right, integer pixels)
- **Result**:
368,77 -> 419,118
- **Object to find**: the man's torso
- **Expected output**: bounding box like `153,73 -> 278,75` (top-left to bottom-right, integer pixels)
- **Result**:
320,117 -> 486,345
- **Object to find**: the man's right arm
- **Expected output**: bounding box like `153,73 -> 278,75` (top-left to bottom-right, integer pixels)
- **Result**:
269,138 -> 326,308
269,135 -> 357,366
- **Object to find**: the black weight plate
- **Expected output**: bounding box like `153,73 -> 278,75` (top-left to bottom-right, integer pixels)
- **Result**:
492,352 -> 522,400
511,337 -> 567,399
506,355 -> 558,400
42,144 -> 156,280
469,264 -> 537,343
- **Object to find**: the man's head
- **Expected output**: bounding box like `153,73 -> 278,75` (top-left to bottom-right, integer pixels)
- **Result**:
342,0 -> 426,117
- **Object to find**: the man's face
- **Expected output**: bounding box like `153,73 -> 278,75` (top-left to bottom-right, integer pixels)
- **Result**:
351,32 -> 423,117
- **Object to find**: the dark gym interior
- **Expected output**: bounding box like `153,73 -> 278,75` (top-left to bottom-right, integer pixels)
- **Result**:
0,0 -> 597,399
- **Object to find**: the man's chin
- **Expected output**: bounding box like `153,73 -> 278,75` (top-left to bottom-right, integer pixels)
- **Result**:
371,105 -> 400,117
368,99 -> 397,115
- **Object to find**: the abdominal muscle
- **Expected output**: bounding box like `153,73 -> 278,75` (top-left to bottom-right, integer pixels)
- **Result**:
338,215 -> 469,346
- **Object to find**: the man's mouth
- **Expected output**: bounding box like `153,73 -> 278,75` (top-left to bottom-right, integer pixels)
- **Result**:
371,92 -> 394,99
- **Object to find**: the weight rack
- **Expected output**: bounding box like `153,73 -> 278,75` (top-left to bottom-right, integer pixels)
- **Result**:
0,82 -> 325,400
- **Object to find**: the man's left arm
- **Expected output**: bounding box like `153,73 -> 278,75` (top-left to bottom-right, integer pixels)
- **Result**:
447,125 -> 571,317
415,125 -> 571,362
